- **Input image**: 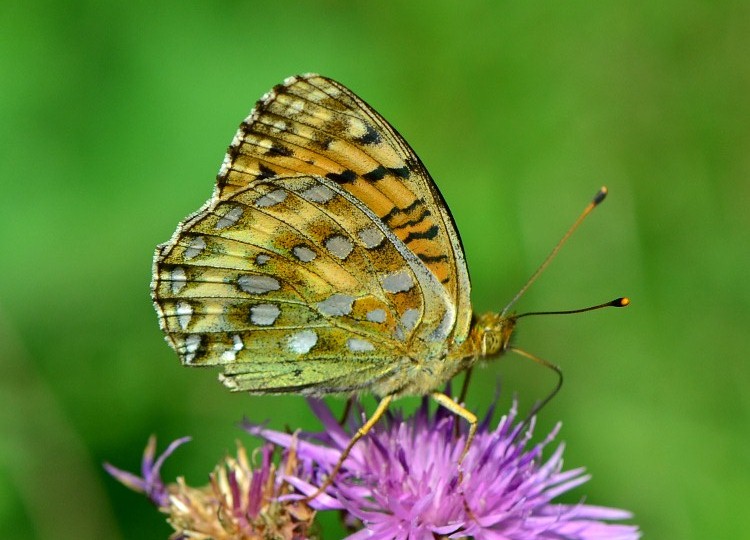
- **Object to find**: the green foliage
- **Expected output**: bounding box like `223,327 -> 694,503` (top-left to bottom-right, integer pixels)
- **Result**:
1,1 -> 748,538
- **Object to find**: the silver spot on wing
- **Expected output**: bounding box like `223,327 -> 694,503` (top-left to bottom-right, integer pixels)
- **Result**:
358,225 -> 385,248
176,301 -> 193,330
238,275 -> 281,294
255,189 -> 287,207
317,294 -> 355,316
170,267 -> 187,294
184,236 -> 206,259
325,235 -> 354,260
382,270 -> 414,293
301,185 -> 335,203
250,304 -> 280,326
182,334 -> 202,364
293,245 -> 316,262
366,308 -> 387,323
395,308 -> 420,341
347,338 -> 375,352
288,330 -> 318,354
215,206 -> 244,229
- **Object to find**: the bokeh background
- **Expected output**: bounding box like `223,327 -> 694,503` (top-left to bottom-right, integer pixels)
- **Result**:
2,1 -> 748,538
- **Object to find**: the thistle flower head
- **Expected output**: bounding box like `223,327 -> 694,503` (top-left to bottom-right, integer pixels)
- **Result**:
247,398 -> 640,540
105,436 -> 316,540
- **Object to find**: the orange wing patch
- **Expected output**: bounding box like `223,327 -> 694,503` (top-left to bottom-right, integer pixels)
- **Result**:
216,75 -> 468,318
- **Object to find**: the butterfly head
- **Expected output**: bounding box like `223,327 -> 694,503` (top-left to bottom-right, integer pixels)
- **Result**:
471,312 -> 517,358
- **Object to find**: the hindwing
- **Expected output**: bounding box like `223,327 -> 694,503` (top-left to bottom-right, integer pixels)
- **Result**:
152,175 -> 454,394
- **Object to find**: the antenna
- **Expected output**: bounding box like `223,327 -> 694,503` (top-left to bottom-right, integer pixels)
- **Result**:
516,297 -> 629,319
502,186 -> 608,317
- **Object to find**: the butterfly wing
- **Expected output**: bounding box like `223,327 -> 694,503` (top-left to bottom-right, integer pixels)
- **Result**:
152,175 -> 455,395
216,74 -> 473,343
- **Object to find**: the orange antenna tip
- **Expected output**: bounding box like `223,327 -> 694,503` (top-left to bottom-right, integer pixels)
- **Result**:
614,297 -> 630,307
593,186 -> 608,206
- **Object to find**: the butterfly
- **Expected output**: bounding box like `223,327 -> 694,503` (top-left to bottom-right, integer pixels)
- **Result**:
151,74 -> 622,495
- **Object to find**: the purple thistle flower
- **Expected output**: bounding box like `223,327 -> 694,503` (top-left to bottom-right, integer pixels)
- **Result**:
246,398 -> 641,540
104,435 -> 190,508
106,436 -> 317,539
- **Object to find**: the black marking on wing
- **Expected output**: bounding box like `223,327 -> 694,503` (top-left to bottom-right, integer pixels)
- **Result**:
266,143 -> 293,157
227,144 -> 241,161
404,225 -> 439,243
362,165 -> 412,181
391,208 -> 432,230
389,166 -> 410,178
381,199 -> 423,224
416,253 -> 450,263
362,165 -> 388,181
326,169 -> 357,184
354,123 -> 381,145
257,164 -> 277,180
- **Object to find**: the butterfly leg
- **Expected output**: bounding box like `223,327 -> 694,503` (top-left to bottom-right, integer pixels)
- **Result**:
454,368 -> 474,438
458,367 -> 473,405
304,394 -> 393,502
432,391 -> 479,522
431,391 -> 477,465
338,395 -> 354,425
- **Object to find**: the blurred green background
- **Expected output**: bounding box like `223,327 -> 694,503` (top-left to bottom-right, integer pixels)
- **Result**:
2,0 -> 748,538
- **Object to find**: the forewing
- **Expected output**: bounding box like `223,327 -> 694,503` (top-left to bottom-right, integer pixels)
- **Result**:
152,175 -> 453,394
216,74 -> 472,342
